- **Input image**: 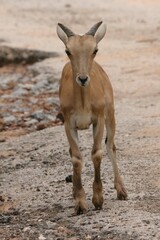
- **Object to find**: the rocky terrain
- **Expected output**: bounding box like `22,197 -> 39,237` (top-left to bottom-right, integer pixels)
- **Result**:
0,0 -> 160,239
0,48 -> 61,139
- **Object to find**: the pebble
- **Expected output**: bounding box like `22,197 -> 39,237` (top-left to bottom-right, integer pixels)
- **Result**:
46,221 -> 57,229
23,226 -> 31,232
31,110 -> 47,121
0,215 -> 11,224
25,118 -> 38,126
39,234 -> 46,240
12,88 -> 28,97
3,115 -> 16,125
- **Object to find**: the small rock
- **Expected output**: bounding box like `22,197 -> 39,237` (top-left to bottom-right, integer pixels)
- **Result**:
39,234 -> 46,240
85,235 -> 92,240
31,110 -> 45,121
21,83 -> 34,90
46,221 -> 57,229
12,88 -> 28,97
46,97 -> 59,106
15,163 -> 23,169
25,118 -> 38,126
45,114 -> 55,121
23,226 -> 31,232
66,175 -> 72,183
36,187 -> 40,192
32,78 -> 48,92
3,115 -> 16,125
37,122 -> 48,130
0,215 -> 11,224
142,219 -> 150,224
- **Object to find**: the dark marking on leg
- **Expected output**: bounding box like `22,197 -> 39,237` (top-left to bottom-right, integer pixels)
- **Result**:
113,143 -> 116,152
69,148 -> 72,157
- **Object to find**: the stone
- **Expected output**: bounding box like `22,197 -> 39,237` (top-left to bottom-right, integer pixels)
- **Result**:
25,118 -> 38,126
3,115 -> 16,125
31,110 -> 46,121
12,88 -> 28,97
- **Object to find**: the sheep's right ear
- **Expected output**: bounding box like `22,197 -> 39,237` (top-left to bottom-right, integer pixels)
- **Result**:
57,23 -> 75,45
57,24 -> 68,45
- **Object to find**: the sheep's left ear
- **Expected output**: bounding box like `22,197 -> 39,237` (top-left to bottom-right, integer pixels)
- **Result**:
95,23 -> 106,43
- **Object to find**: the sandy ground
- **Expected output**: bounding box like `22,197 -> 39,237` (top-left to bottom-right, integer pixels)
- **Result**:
0,0 -> 160,239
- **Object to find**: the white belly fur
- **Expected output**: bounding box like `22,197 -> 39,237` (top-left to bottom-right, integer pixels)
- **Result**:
71,113 -> 92,130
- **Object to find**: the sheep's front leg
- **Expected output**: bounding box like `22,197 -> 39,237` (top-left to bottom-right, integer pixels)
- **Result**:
92,118 -> 104,210
65,123 -> 87,214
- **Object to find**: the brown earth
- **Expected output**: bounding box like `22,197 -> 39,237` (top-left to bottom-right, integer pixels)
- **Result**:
0,0 -> 160,239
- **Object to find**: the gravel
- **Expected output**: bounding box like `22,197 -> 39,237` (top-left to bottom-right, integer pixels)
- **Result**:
0,126 -> 160,239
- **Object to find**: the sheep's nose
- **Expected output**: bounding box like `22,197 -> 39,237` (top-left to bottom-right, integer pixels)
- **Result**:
78,75 -> 88,85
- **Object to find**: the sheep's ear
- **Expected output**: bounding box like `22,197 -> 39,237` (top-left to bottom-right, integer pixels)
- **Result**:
94,23 -> 106,43
57,23 -> 75,45
85,21 -> 106,43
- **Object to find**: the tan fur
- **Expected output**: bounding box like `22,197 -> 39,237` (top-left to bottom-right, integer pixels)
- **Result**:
57,23 -> 127,214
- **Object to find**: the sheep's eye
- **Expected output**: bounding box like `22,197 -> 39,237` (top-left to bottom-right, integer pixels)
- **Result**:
65,49 -> 71,56
93,49 -> 98,55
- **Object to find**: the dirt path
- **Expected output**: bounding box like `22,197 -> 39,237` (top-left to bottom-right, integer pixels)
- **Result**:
0,0 -> 160,239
